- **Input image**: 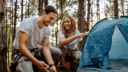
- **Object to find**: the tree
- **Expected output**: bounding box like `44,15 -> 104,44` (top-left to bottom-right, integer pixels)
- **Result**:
44,0 -> 48,7
38,0 -> 44,16
127,3 -> 128,15
28,0 -> 30,17
77,0 -> 87,51
57,0 -> 68,20
25,0 -> 38,17
87,0 -> 91,31
13,0 -> 17,42
114,0 -> 118,19
55,0 -> 58,46
121,0 -> 124,15
104,0 -> 114,18
0,0 -> 7,72
97,0 -> 100,21
60,0 -> 63,19
21,0 -> 23,21
77,0 -> 86,32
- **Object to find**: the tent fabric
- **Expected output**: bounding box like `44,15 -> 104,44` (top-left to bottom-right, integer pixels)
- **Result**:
117,17 -> 128,42
78,16 -> 128,71
109,25 -> 128,59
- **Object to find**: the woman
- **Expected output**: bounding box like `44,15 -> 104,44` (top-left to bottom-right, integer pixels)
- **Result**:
58,15 -> 88,71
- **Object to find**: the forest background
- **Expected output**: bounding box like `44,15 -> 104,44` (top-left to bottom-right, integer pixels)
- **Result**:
0,0 -> 127,71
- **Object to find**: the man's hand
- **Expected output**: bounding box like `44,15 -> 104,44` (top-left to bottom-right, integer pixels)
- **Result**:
36,61 -> 49,72
49,66 -> 57,72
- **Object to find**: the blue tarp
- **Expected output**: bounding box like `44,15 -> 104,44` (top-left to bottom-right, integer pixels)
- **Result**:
78,16 -> 128,71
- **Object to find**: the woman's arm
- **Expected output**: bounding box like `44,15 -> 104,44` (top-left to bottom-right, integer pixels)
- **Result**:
59,33 -> 86,46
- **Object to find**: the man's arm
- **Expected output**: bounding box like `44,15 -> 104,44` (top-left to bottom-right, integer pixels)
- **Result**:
42,37 -> 56,72
19,31 -> 48,72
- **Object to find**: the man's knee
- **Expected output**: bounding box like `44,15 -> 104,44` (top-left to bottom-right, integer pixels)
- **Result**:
54,47 -> 62,57
49,46 -> 62,58
56,48 -> 62,57
16,56 -> 34,72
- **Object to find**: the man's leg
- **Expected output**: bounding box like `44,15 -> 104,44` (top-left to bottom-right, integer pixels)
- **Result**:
33,46 -> 62,71
49,46 -> 62,60
49,46 -> 62,66
35,46 -> 62,65
16,56 -> 34,72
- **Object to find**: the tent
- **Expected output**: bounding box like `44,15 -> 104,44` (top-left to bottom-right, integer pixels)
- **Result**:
78,16 -> 128,72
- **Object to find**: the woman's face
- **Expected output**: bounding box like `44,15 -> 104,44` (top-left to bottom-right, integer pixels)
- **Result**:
63,17 -> 71,31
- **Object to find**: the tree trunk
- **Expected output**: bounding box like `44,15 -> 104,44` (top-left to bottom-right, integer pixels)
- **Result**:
5,3 -> 9,64
21,0 -> 23,21
38,0 -> 44,15
44,0 -> 48,8
77,0 -> 86,33
28,1 -> 30,17
55,0 -> 58,46
97,0 -> 100,21
127,4 -> 128,15
11,0 -> 14,59
114,0 -> 118,19
13,0 -> 17,42
121,0 -> 124,16
0,0 -> 7,72
87,0 -> 91,31
77,0 -> 87,51
104,4 -> 108,18
85,0 -> 86,21
60,0 -> 63,20
91,8 -> 93,26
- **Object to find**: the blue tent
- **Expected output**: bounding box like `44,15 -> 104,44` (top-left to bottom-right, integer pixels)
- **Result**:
78,16 -> 128,71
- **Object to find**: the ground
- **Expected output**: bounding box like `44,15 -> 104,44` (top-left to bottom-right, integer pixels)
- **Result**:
8,59 -> 128,72
76,59 -> 128,72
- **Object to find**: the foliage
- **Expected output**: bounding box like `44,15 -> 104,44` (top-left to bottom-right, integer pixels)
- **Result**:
3,0 -> 127,66
104,4 -> 114,18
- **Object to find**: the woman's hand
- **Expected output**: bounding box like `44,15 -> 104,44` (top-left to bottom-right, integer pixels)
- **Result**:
76,32 -> 89,38
76,33 -> 87,38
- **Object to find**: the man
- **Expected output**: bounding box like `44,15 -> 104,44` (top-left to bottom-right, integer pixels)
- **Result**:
12,6 -> 61,72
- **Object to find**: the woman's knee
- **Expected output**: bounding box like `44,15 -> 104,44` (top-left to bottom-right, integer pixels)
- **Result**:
73,51 -> 82,60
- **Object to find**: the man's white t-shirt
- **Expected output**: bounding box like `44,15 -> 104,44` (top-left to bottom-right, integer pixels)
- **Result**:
13,17 -> 51,49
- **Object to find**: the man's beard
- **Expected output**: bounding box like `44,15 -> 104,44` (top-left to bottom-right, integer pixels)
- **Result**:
43,21 -> 48,26
43,16 -> 48,26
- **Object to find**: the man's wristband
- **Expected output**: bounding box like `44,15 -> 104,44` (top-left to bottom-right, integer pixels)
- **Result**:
49,63 -> 55,67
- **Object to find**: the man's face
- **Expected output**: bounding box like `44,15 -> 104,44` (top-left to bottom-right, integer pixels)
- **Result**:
43,12 -> 57,26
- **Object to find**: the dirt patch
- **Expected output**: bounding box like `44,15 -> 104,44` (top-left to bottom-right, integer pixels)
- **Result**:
77,59 -> 128,72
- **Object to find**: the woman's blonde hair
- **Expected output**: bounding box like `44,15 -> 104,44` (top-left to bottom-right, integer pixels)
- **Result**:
60,15 -> 77,38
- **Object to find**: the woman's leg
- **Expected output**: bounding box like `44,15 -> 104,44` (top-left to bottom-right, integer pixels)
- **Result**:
72,51 -> 82,60
70,51 -> 82,72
